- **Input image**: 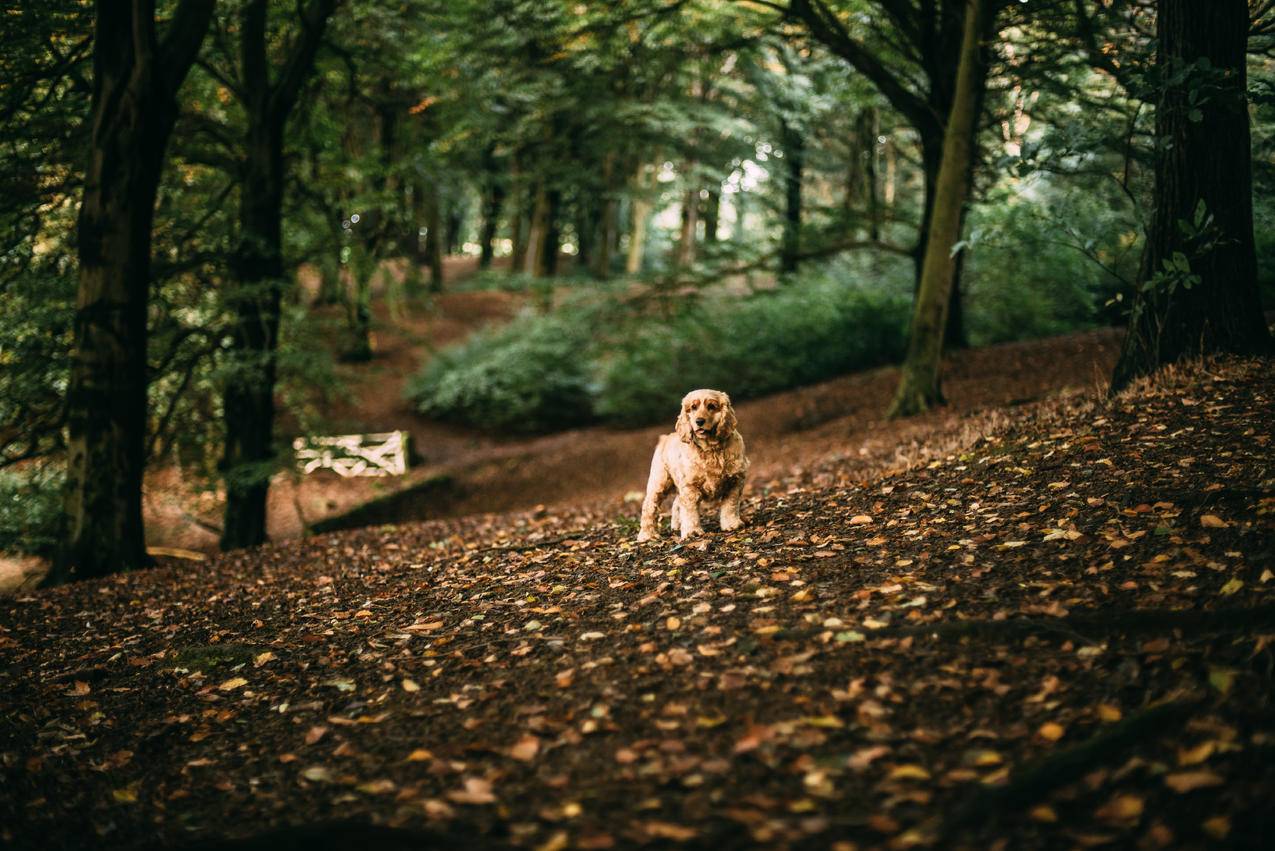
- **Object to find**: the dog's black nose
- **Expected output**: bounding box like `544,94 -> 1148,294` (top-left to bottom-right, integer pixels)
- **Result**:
695,418 -> 706,426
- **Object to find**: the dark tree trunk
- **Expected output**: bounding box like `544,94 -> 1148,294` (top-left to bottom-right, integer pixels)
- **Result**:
221,0 -> 338,551
1111,0 -> 1270,390
780,118 -> 804,276
424,186 -> 443,290
703,186 -> 720,244
444,204 -> 462,256
478,173 -> 504,270
56,0 -> 214,583
539,187 -> 562,277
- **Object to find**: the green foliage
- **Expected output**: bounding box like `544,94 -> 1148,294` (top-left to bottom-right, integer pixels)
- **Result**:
407,308 -> 596,433
0,466 -> 63,556
408,268 -> 911,431
962,179 -> 1140,345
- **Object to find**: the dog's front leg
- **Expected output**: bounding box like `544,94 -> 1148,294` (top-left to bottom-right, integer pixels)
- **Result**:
637,456 -> 671,542
719,476 -> 746,532
675,492 -> 703,539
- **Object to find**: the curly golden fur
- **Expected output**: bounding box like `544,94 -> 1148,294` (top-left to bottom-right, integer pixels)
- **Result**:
637,389 -> 750,542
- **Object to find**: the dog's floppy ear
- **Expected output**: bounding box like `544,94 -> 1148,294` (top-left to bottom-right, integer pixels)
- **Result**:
675,402 -> 694,443
721,394 -> 738,436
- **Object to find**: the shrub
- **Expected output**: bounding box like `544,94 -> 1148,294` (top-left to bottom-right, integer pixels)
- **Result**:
594,274 -> 911,424
406,307 -> 596,432
0,467 -> 63,557
408,268 -> 911,431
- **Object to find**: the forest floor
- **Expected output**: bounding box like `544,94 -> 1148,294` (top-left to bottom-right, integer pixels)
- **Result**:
2,356 -> 1271,850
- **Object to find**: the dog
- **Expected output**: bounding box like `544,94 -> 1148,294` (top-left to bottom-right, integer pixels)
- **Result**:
637,389 -> 750,542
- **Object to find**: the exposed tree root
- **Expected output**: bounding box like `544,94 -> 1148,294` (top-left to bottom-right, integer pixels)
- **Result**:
939,697 -> 1204,836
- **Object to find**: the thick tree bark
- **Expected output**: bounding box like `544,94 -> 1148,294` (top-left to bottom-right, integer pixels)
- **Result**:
889,0 -> 993,418
56,0 -> 214,583
1111,0 -> 1271,390
780,118 -> 805,276
221,0 -> 338,551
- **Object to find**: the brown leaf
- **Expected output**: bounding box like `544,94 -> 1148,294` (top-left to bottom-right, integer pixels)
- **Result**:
510,734 -> 540,762
447,777 -> 497,805
1163,771 -> 1224,793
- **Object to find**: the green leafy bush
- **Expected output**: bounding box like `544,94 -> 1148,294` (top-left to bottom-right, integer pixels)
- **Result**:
0,467 -> 63,556
406,308 -> 597,432
594,274 -> 911,424
407,269 -> 911,430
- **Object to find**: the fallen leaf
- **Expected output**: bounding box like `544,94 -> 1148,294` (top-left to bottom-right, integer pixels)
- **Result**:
886,764 -> 930,781
304,726 -> 328,745
401,678 -> 420,693
1095,793 -> 1144,823
447,777 -> 496,805
218,677 -> 248,692
1177,741 -> 1215,766
1163,771 -> 1224,793
1037,721 -> 1065,741
510,734 -> 540,762
1199,514 -> 1227,528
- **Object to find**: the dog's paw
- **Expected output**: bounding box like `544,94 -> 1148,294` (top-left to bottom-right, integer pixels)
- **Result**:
720,516 -> 744,532
636,529 -> 656,543
677,526 -> 704,540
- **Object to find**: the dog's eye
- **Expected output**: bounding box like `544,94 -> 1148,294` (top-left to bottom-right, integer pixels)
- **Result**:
707,402 -> 718,411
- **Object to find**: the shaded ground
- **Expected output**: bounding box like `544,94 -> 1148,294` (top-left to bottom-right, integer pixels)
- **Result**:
2,357 -> 1271,850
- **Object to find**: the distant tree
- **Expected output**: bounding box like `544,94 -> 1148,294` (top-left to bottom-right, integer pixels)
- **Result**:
1110,0 -> 1272,390
220,0 -> 340,551
56,0 -> 214,582
786,0 -> 991,348
888,0 -> 994,418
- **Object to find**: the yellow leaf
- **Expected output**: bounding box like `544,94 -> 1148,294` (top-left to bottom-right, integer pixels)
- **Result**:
849,515 -> 873,525
801,715 -> 844,729
1095,793 -> 1144,822
1202,816 -> 1230,839
1029,805 -> 1057,823
666,616 -> 682,631
1164,770 -> 1224,793
406,748 -> 434,762
401,678 -> 420,693
1097,704 -> 1123,723
1219,578 -> 1244,596
886,764 -> 931,781
1037,721 -> 1065,741
1177,741 -> 1215,766
1199,514 -> 1227,528
218,677 -> 248,692
112,786 -> 138,804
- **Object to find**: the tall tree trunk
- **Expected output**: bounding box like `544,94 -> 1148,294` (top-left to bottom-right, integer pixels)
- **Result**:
1111,0 -> 1270,390
478,163 -> 504,270
221,0 -> 338,551
674,178 -> 698,270
591,157 -> 617,280
889,0 -> 993,418
57,0 -> 214,583
703,186 -> 720,244
780,118 -> 805,275
424,186 -> 443,291
538,187 -> 562,277
626,161 -> 656,275
523,183 -> 547,275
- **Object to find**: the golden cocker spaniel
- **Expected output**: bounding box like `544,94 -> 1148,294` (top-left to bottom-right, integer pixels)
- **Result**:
637,388 -> 750,542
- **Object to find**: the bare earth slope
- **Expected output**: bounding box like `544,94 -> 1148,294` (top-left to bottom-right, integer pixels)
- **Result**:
1,357 -> 1271,850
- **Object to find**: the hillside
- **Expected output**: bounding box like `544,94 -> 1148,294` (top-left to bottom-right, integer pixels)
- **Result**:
1,357 -> 1271,850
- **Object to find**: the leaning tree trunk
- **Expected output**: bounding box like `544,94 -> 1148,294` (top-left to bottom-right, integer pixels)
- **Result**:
780,118 -> 805,276
221,0 -> 338,551
1110,0 -> 1271,390
888,0 -> 993,418
57,0 -> 214,583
